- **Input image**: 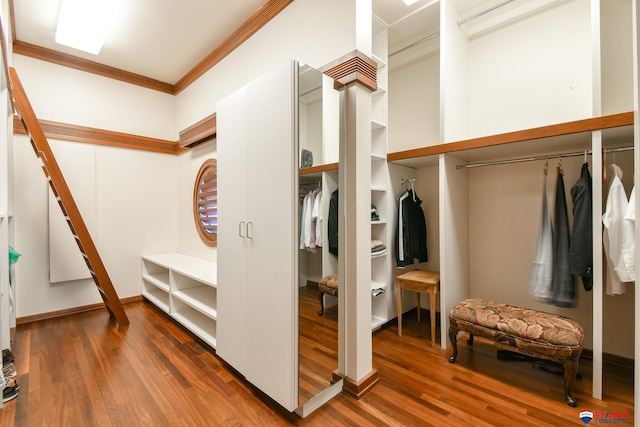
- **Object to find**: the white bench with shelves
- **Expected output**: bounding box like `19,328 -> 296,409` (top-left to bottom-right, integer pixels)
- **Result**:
141,253 -> 217,348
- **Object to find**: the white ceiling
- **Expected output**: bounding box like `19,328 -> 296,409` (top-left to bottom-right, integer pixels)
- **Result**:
11,0 -> 498,86
12,0 -> 266,84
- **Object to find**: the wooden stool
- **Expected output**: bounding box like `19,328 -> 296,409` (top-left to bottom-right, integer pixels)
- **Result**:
396,270 -> 440,346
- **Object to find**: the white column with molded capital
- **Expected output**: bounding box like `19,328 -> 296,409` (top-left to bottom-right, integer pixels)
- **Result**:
342,81 -> 373,386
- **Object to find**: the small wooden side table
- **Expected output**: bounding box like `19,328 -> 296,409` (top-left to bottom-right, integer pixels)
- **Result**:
396,269 -> 440,346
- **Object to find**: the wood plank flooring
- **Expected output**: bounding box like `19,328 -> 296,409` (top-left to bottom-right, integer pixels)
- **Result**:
0,290 -> 633,426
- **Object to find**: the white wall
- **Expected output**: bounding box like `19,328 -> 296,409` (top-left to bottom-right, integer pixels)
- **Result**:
14,135 -> 178,317
11,0 -> 359,318
173,0 -> 358,261
388,54 -> 439,152
467,0 -> 592,137
175,0 -> 357,131
12,56 -> 179,317
12,55 -> 177,140
601,0 -> 634,115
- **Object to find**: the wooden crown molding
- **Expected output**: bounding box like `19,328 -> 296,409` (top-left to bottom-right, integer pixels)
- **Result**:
320,50 -> 378,92
174,0 -> 293,94
13,115 -> 182,155
11,0 -> 292,96
13,40 -> 175,95
179,112 -> 216,148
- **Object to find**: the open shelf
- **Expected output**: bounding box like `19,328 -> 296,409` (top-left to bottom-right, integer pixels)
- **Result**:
141,253 -> 217,348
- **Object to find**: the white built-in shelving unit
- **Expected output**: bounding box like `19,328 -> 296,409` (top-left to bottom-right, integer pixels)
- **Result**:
384,0 -> 638,404
370,16 -> 397,330
141,253 -> 217,348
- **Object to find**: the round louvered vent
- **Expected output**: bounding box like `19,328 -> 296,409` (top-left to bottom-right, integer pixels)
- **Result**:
193,159 -> 217,246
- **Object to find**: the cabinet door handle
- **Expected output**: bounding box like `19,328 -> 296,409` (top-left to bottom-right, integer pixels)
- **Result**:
247,221 -> 253,239
239,221 -> 246,237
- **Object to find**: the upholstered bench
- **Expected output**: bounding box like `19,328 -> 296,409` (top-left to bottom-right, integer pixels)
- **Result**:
448,299 -> 584,407
318,274 -> 338,315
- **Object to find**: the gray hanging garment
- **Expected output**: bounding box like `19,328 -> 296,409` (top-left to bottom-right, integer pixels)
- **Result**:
551,165 -> 576,307
569,162 -> 593,291
529,167 -> 553,301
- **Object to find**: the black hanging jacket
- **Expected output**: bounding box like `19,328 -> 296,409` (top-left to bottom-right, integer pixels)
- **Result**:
395,189 -> 428,268
551,167 -> 576,307
328,190 -> 339,256
569,162 -> 593,291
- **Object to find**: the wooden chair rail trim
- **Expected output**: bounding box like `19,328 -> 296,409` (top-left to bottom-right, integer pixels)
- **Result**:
13,115 -> 183,155
179,112 -> 217,148
387,112 -> 634,162
174,0 -> 293,94
13,40 -> 175,95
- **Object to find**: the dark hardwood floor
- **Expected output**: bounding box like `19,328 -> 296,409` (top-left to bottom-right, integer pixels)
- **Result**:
298,285 -> 338,404
0,290 -> 633,426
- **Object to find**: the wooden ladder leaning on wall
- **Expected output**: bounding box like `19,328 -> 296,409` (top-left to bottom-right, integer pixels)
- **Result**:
9,67 -> 129,326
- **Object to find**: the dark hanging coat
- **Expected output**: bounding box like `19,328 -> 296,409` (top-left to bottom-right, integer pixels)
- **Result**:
395,189 -> 428,268
569,162 -> 593,291
328,189 -> 339,256
551,167 -> 576,307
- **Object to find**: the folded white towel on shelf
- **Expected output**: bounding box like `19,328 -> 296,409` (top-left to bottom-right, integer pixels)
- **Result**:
371,280 -> 386,297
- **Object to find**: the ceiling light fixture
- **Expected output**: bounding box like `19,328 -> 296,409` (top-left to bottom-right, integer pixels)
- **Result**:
55,0 -> 123,55
403,0 -> 419,5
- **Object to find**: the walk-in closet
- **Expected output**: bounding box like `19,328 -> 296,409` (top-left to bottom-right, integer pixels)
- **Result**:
376,0 -> 635,402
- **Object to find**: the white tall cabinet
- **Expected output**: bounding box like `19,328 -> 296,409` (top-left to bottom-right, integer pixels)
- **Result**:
217,60 -> 299,412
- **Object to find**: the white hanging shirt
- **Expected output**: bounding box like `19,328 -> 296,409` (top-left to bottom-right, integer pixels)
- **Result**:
623,186 -> 635,281
602,165 -> 634,295
312,190 -> 323,247
625,186 -> 635,221
300,192 -> 311,249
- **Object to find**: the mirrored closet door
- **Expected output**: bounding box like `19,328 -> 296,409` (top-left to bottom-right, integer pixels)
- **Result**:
297,63 -> 342,408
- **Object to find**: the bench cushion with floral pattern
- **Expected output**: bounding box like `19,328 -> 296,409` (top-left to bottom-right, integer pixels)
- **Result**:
449,298 -> 584,359
448,298 -> 584,406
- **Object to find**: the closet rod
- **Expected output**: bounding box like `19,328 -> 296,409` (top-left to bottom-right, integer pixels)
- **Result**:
389,0 -> 517,57
389,31 -> 439,58
455,146 -> 634,169
457,0 -> 517,26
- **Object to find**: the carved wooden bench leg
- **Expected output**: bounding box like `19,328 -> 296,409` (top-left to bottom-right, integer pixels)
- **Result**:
561,358 -> 579,407
318,292 -> 325,315
448,325 -> 459,363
